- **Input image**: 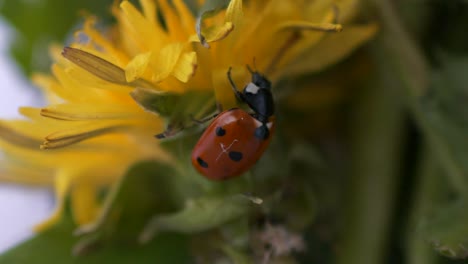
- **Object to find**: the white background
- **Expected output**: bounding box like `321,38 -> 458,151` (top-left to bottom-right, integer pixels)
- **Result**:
0,19 -> 54,253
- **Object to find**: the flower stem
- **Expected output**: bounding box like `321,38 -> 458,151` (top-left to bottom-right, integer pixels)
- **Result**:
336,50 -> 406,264
404,147 -> 438,264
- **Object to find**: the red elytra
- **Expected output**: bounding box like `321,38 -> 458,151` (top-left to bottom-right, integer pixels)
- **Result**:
191,108 -> 275,180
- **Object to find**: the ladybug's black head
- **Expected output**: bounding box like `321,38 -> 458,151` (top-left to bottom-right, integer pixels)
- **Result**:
226,65 -> 275,124
247,65 -> 271,90
242,65 -> 274,124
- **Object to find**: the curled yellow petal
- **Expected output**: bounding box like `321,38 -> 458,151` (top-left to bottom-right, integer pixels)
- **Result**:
192,22 -> 234,47
195,0 -> 238,48
172,51 -> 197,82
225,0 -> 243,25
125,52 -> 153,82
151,43 -> 184,82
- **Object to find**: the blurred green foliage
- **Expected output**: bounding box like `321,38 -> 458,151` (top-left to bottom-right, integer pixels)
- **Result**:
0,0 -> 114,75
0,215 -> 190,264
2,0 -> 468,263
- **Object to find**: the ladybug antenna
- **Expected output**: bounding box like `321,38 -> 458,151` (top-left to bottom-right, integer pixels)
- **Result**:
252,57 -> 257,70
246,64 -> 254,74
246,57 -> 258,74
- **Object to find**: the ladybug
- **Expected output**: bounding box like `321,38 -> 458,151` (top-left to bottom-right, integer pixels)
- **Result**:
191,66 -> 275,180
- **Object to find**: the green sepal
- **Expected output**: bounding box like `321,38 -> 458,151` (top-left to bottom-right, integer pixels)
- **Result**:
130,88 -> 181,117
130,89 -> 211,138
131,88 -> 216,137
139,194 -> 260,243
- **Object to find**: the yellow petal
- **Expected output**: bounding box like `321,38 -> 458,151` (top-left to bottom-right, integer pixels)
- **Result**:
120,1 -> 166,50
62,47 -> 127,85
335,0 -> 360,22
140,0 -> 158,26
31,73 -> 62,104
283,24 -> 378,76
0,164 -> 52,185
172,51 -> 197,83
191,22 -> 234,47
71,181 -> 100,226
34,170 -> 71,232
173,0 -> 196,35
212,67 -> 240,110
151,43 -> 184,82
41,121 -> 130,150
33,71 -> 76,103
125,52 -> 153,82
79,17 -> 129,64
225,0 -> 243,25
40,104 -> 140,121
63,47 -> 156,90
278,21 -> 343,33
158,0 -> 185,40
0,122 -> 41,149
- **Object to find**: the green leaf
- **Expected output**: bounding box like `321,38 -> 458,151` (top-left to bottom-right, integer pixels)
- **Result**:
139,194 -> 259,243
0,211 -> 190,264
0,0 -> 115,75
418,199 -> 468,259
413,54 -> 468,260
71,160 -> 191,255
420,53 -> 468,193
220,245 -> 253,264
73,155 -> 253,252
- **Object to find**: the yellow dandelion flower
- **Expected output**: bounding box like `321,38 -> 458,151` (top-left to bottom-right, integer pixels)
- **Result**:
188,0 -> 376,109
0,0 -> 375,233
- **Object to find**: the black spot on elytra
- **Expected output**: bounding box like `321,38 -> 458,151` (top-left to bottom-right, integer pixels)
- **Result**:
197,157 -> 209,168
229,151 -> 243,162
215,126 -> 226,136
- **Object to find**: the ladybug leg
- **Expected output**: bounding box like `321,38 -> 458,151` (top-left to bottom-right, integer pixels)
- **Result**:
227,67 -> 245,102
154,122 -> 184,139
190,113 -> 218,124
154,127 -> 181,139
